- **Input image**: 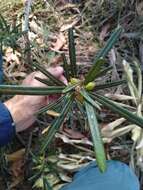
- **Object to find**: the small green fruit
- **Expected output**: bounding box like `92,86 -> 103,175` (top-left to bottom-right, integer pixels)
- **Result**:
70,78 -> 80,85
85,82 -> 96,91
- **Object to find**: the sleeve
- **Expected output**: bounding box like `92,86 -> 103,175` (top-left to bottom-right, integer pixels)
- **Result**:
0,102 -> 16,146
0,52 -> 3,83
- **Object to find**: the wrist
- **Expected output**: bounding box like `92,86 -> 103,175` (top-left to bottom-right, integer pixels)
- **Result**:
4,97 -> 35,132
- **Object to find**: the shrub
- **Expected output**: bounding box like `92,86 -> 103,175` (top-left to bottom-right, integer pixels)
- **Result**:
1,26 -> 143,173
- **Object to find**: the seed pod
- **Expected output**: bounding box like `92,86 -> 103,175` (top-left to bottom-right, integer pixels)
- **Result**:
85,82 -> 96,91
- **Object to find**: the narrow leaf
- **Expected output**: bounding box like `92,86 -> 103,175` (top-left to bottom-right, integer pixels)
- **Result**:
68,28 -> 77,77
37,95 -> 65,114
95,80 -> 126,91
123,60 -> 139,103
75,100 -> 86,117
0,85 -> 64,95
80,89 -> 101,110
95,66 -> 113,78
85,101 -> 107,172
85,26 -> 123,84
41,95 -> 73,152
62,53 -> 70,81
92,93 -> 143,128
32,62 -> 65,86
85,58 -> 105,84
0,14 -> 9,31
43,177 -> 52,190
63,84 -> 77,93
35,77 -> 54,86
133,60 -> 142,99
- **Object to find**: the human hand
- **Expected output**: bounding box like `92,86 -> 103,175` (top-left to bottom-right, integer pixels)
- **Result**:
4,66 -> 67,133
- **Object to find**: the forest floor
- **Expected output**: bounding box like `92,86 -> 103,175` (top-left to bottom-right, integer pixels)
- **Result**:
0,0 -> 143,189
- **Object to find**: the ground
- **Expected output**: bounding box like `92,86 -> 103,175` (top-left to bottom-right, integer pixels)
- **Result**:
0,0 -> 143,189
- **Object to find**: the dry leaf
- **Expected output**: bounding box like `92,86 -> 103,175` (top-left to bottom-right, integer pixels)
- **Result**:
136,2 -> 143,16
9,176 -> 24,189
60,18 -> 79,32
42,126 -> 50,134
99,23 -> 110,42
10,158 -> 24,178
63,128 -> 85,139
51,33 -> 66,51
47,110 -> 60,117
56,133 -> 93,146
105,93 -> 135,101
5,47 -> 21,65
6,149 -> 25,162
8,149 -> 25,187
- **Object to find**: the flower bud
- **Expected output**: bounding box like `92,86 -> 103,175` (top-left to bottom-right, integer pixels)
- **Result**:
85,82 -> 96,91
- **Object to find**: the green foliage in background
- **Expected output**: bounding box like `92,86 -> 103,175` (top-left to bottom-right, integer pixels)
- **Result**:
0,14 -> 23,50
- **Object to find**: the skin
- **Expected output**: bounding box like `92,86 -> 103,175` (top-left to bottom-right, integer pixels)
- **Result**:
4,66 -> 67,132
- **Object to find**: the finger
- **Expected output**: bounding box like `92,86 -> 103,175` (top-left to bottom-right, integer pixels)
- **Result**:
59,75 -> 68,85
47,66 -> 64,78
22,72 -> 36,85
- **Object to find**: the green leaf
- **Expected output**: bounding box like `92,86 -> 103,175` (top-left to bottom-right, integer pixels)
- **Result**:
62,84 -> 77,93
133,60 -> 142,99
32,62 -> 65,86
95,66 -> 113,78
0,14 -> 9,31
75,100 -> 86,117
85,101 -> 107,172
35,77 -> 54,86
80,89 -> 101,110
95,80 -> 126,91
92,93 -> 143,128
75,103 -> 85,128
41,94 -> 73,152
43,177 -> 52,190
85,26 -> 123,84
85,58 -> 106,84
37,95 -> 65,114
0,85 -> 64,95
68,28 -> 77,77
62,53 -> 70,81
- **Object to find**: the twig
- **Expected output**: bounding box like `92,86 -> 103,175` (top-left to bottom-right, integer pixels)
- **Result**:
23,0 -> 33,32
23,0 -> 33,65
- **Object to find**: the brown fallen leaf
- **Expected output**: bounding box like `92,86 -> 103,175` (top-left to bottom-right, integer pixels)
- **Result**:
63,128 -> 85,139
60,18 -> 79,32
59,3 -> 77,11
136,1 -> 143,16
10,158 -> 24,177
9,72 -> 27,78
51,33 -> 66,51
99,23 -> 110,42
7,149 -> 25,188
42,126 -> 50,134
6,149 -> 25,162
9,176 -> 24,189
55,0 -> 72,6
47,110 -> 60,117
5,47 -> 21,65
